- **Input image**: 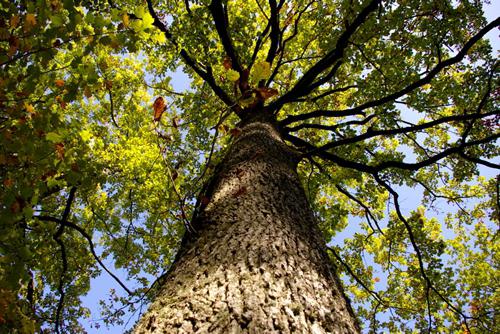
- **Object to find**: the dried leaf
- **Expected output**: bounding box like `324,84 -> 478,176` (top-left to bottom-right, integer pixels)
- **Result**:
84,87 -> 92,98
223,56 -> 232,70
229,127 -> 242,137
55,143 -> 65,160
153,96 -> 166,121
55,95 -> 66,109
3,178 -> 14,187
10,15 -> 20,29
25,13 -> 37,31
104,80 -> 113,90
172,117 -> 179,129
255,87 -> 278,100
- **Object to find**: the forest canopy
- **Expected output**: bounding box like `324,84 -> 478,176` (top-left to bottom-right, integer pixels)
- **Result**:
0,0 -> 498,333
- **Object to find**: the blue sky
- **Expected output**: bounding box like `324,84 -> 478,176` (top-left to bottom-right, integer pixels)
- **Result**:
79,4 -> 499,333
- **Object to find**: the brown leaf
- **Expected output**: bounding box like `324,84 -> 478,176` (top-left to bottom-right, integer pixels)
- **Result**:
172,117 -> 179,129
104,80 -> 113,90
9,35 -> 19,48
54,79 -> 65,87
3,178 -> 13,187
10,199 -> 21,213
55,95 -> 66,109
255,87 -> 278,100
153,96 -> 166,122
55,142 -> 65,160
229,127 -> 242,137
83,87 -> 92,98
223,56 -> 232,70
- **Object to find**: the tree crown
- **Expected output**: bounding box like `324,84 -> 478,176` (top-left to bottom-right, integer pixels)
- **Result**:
0,0 -> 498,332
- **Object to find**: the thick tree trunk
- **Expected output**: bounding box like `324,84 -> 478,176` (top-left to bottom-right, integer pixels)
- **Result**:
134,119 -> 360,333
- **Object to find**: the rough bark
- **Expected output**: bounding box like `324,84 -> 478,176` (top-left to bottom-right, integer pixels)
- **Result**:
133,118 -> 360,333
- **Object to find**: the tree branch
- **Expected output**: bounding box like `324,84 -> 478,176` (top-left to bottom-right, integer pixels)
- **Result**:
373,175 -> 474,332
265,0 -> 282,66
335,185 -> 384,234
327,246 -> 384,304
284,131 -> 499,174
285,113 -> 375,133
291,85 -> 357,103
52,186 -> 77,334
279,17 -> 500,124
145,0 -> 236,110
269,0 -> 381,108
208,0 -> 242,73
267,0 -> 314,84
306,110 -> 499,154
37,215 -> 132,295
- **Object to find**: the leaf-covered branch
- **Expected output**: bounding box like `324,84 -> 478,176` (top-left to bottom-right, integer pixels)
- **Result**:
270,0 -> 381,108
145,0 -> 236,109
36,215 -> 132,295
304,110 -> 499,154
52,187 -> 77,334
208,0 -> 242,73
284,131 -> 499,174
279,16 -> 499,125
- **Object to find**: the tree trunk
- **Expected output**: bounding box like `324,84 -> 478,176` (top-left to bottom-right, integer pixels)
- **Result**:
133,118 -> 360,333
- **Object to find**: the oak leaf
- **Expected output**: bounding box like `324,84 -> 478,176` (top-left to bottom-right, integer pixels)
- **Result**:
255,87 -> 278,100
24,14 -> 37,32
10,15 -> 20,29
172,117 -> 179,129
253,61 -> 271,82
229,127 -> 242,137
55,143 -> 65,160
226,69 -> 240,82
223,56 -> 232,70
153,96 -> 166,121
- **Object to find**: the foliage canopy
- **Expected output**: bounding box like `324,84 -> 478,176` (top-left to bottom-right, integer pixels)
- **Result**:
0,0 -> 498,332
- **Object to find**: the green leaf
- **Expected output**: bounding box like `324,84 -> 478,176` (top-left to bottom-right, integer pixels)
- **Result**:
46,132 -> 62,143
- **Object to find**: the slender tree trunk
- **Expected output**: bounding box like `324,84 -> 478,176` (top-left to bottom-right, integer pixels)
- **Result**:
134,117 -> 360,333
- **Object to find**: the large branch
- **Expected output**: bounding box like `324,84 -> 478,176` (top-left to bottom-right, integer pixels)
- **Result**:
265,0 -> 282,66
280,17 -> 500,125
305,110 -> 499,154
269,0 -> 381,109
145,0 -> 236,109
37,215 -> 132,295
374,176 -> 476,331
208,0 -> 242,73
285,113 -> 375,132
284,132 -> 500,174
267,0 -> 315,85
52,187 -> 77,334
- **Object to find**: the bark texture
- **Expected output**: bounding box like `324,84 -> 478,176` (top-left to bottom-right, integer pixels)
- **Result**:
134,120 -> 360,333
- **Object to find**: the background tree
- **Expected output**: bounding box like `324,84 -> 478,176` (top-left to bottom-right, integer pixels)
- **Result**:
0,0 -> 498,333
